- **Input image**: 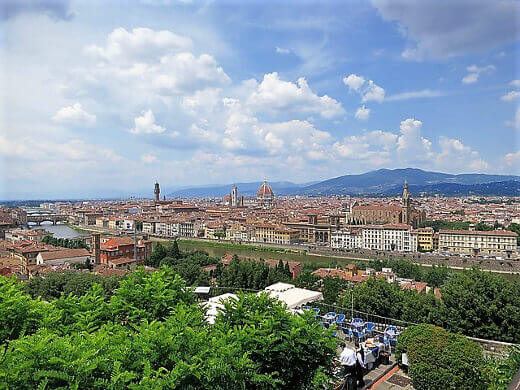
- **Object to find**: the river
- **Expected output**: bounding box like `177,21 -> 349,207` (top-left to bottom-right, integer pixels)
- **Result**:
27,222 -> 82,239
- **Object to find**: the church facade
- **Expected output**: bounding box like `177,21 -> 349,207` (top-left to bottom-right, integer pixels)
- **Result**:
346,182 -> 425,228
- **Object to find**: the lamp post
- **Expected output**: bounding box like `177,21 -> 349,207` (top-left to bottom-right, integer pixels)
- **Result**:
349,281 -> 354,320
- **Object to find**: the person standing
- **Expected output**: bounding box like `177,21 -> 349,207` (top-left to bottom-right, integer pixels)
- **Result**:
338,342 -> 357,378
355,342 -> 366,387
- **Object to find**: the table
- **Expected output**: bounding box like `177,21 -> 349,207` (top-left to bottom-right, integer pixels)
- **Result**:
361,341 -> 386,369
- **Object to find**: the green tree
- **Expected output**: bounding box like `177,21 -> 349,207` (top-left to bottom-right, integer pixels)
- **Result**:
506,223 -> 520,245
294,272 -> 320,290
109,266 -> 195,322
440,269 -> 520,343
214,292 -> 338,389
147,242 -> 167,267
321,276 -> 348,305
168,239 -> 181,259
396,324 -> 485,390
424,265 -> 450,287
484,346 -> 520,389
0,277 -> 49,344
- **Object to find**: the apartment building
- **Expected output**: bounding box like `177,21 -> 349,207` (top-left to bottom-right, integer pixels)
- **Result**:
331,228 -> 362,249
331,224 -> 417,252
416,227 -> 435,252
255,224 -> 300,245
439,229 -> 518,258
362,224 -> 417,252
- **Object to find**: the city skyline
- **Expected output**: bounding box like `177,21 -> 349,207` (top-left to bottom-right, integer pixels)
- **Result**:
1,0 -> 519,199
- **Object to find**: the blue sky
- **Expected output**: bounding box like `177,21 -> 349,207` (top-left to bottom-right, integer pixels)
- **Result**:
0,0 -> 519,199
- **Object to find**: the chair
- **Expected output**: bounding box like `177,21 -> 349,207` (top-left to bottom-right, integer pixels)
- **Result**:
325,312 -> 336,324
365,322 -> 375,335
354,330 -> 365,341
385,326 -> 398,337
336,313 -> 346,325
341,326 -> 353,341
302,305 -> 311,311
312,308 -> 320,316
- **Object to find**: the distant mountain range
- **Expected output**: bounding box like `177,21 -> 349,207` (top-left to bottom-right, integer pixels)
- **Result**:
296,168 -> 520,196
166,168 -> 520,198
167,181 -> 318,198
381,180 -> 520,197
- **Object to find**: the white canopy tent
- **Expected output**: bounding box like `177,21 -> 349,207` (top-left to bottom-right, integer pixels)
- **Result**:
202,293 -> 238,324
262,282 -> 323,309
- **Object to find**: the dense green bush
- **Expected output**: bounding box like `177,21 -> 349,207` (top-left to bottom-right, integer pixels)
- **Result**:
147,241 -> 217,285
440,269 -> 520,342
214,292 -> 338,389
396,324 -> 485,390
0,277 -> 49,344
0,267 -> 337,389
25,271 -> 123,301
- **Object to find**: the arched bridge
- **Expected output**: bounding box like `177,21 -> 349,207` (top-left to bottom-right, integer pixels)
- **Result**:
26,213 -> 68,225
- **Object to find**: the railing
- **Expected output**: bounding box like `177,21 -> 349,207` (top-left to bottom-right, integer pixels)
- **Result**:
311,301 -> 417,335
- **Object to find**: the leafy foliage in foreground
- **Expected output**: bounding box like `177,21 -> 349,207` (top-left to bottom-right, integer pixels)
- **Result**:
396,324 -> 486,390
0,267 -> 337,390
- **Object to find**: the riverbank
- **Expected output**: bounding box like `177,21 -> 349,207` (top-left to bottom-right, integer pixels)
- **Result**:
169,237 -> 520,281
65,223 -> 112,236
154,237 -> 305,254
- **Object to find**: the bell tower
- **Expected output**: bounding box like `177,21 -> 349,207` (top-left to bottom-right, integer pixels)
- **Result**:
231,185 -> 238,207
402,180 -> 411,224
154,181 -> 160,202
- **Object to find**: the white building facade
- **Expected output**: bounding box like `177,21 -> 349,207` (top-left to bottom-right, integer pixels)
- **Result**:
330,224 -> 417,252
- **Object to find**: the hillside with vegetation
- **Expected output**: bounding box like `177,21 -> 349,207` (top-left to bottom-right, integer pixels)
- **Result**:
2,243 -> 519,389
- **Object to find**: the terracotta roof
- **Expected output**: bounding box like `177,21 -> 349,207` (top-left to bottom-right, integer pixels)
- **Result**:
439,229 -> 518,237
400,281 -> 428,293
108,257 -> 136,266
39,248 -> 90,261
353,205 -> 401,211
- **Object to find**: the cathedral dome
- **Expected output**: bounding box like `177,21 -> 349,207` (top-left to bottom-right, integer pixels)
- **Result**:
257,180 -> 274,199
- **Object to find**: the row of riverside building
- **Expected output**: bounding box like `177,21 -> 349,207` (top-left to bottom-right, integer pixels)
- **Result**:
331,225 -> 517,258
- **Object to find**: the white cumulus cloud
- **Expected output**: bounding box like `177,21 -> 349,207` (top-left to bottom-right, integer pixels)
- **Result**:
85,27 -> 192,63
343,73 -> 385,102
462,64 -> 495,84
501,91 -> 520,102
246,72 -> 344,118
52,103 -> 96,126
503,150 -> 520,169
130,110 -> 165,134
436,137 -> 489,172
355,105 -> 370,120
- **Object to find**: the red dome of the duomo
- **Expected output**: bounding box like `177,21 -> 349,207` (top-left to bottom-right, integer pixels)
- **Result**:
257,180 -> 274,199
